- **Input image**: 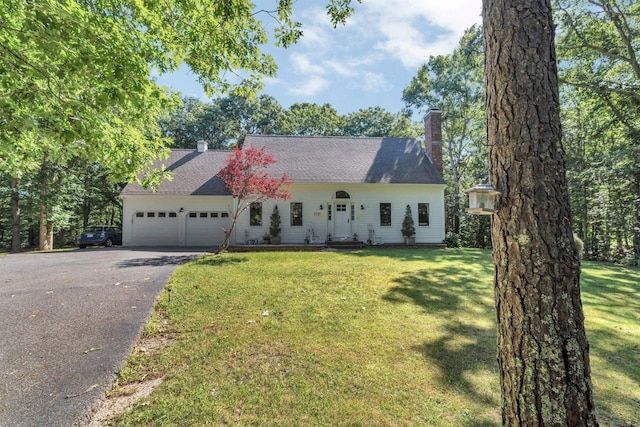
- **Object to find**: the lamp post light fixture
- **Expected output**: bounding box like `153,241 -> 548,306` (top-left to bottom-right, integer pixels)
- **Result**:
464,180 -> 501,215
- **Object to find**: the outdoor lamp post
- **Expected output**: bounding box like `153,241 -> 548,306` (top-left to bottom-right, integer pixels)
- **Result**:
464,180 -> 501,215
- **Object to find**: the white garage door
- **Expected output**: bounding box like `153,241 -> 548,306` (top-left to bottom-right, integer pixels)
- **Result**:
133,211 -> 179,246
186,211 -> 231,246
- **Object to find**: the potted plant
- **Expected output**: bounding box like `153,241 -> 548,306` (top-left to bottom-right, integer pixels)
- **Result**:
269,205 -> 282,244
262,233 -> 271,244
401,204 -> 416,245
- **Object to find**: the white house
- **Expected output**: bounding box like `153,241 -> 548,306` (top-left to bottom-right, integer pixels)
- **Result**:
120,109 -> 446,247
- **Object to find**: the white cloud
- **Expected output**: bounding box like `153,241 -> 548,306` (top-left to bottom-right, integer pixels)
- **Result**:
288,75 -> 329,96
351,0 -> 482,68
360,72 -> 388,92
290,53 -> 325,76
295,5 -> 335,50
324,59 -> 358,77
263,0 -> 483,113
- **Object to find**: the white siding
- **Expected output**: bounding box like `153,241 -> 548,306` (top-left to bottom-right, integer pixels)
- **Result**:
232,183 -> 446,245
121,182 -> 446,247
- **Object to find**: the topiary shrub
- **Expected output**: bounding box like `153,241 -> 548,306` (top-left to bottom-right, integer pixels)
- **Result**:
401,205 -> 415,239
270,206 -> 281,243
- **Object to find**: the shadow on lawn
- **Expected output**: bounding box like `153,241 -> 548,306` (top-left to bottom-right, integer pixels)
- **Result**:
384,266 -> 500,415
581,262 -> 640,316
350,247 -> 494,266
414,322 -> 499,406
383,263 -> 494,313
190,254 -> 249,267
580,262 -> 640,386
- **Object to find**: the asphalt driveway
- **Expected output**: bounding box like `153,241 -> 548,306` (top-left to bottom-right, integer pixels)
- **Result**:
0,247 -> 206,427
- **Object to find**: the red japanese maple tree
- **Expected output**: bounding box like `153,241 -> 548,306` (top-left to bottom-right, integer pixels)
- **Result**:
215,145 -> 291,252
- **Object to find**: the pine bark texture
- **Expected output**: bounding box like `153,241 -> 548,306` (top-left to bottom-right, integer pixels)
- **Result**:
483,0 -> 598,425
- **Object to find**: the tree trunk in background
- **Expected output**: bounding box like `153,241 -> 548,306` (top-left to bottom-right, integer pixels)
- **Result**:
38,208 -> 54,251
38,197 -> 54,251
10,178 -> 22,253
451,161 -> 461,234
483,0 -> 598,425
38,155 -> 53,251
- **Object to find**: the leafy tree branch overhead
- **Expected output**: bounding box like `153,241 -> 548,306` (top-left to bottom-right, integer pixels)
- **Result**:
0,0 -> 361,181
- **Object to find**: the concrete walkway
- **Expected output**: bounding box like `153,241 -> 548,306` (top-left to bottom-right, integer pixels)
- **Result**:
0,248 -> 205,427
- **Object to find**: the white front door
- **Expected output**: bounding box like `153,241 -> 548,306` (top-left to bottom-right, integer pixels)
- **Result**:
334,203 -> 351,239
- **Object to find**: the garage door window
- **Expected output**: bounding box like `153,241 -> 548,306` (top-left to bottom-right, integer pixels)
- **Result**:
135,211 -> 177,218
188,211 -> 230,219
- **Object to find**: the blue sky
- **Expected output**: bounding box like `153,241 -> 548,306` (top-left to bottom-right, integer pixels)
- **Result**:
156,0 -> 482,117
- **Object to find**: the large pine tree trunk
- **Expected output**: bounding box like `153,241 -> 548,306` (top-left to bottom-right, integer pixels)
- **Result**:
483,0 -> 598,425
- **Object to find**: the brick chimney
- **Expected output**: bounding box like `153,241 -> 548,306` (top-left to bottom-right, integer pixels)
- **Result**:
424,109 -> 443,175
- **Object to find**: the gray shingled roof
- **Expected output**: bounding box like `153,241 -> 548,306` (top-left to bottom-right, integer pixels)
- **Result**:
120,150 -> 232,196
121,135 -> 445,196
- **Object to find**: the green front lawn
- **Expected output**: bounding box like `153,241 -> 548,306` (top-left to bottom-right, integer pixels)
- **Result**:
110,249 -> 639,426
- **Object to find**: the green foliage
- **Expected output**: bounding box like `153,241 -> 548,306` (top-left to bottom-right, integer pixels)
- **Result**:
326,0 -> 362,27
444,231 -> 461,248
269,205 -> 282,237
160,96 -> 417,147
401,204 -> 415,237
555,0 -> 640,264
279,102 -> 346,136
342,107 -> 419,137
0,0 -> 173,182
0,162 -> 123,250
160,94 -> 286,149
403,25 -> 486,242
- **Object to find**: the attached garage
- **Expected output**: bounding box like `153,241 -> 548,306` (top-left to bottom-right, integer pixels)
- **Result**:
185,211 -> 231,246
132,211 -> 179,246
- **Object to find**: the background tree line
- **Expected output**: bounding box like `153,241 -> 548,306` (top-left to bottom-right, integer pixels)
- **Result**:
2,0 -> 637,267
